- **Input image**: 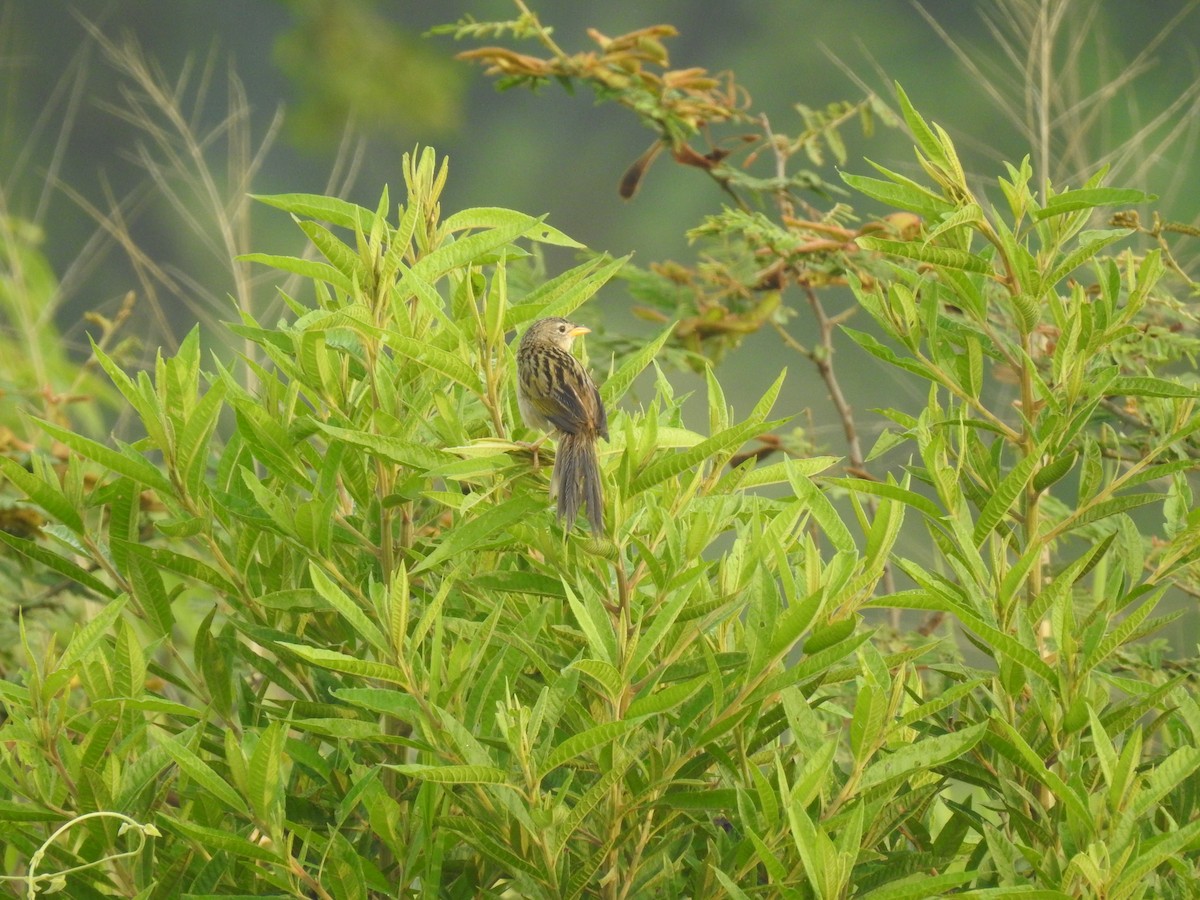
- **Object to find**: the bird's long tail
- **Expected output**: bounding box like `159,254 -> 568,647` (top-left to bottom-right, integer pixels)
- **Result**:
554,432 -> 604,532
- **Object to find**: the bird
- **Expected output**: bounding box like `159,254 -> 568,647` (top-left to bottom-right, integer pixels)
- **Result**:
516,317 -> 608,532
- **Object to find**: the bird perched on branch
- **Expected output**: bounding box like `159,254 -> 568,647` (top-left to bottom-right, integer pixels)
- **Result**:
516,317 -> 608,532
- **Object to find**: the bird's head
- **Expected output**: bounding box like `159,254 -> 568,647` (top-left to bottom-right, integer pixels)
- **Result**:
525,317 -> 591,351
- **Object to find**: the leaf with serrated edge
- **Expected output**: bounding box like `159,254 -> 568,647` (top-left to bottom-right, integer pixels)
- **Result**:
277,643 -> 408,684
251,192 -> 378,231
162,737 -> 249,815
973,451 -> 1040,546
537,721 -> 635,778
441,207 -> 584,247
569,658 -> 623,701
0,531 -> 116,597
387,764 -> 509,783
35,419 -> 174,495
0,455 -> 82,532
309,563 -> 389,654
859,721 -> 987,791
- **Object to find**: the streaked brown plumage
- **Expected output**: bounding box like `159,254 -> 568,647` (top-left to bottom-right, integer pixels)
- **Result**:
516,317 -> 608,532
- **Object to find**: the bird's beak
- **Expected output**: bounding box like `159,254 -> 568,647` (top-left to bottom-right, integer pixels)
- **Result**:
568,325 -> 591,337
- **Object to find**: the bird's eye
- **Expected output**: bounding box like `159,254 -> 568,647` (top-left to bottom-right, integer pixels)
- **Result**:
558,324 -> 568,332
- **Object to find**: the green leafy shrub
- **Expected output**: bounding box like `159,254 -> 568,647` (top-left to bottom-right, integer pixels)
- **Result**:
0,148 -> 877,897
838,91 -> 1200,897
3,12 -> 1200,890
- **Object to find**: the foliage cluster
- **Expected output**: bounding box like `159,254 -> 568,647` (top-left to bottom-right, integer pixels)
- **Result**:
2,2 -> 1200,898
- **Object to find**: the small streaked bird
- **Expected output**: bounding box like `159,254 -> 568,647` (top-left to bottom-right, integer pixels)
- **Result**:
516,317 -> 608,532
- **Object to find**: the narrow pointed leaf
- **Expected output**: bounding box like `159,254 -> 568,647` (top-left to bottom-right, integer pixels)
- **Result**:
34,419 -> 174,495
538,721 -> 636,778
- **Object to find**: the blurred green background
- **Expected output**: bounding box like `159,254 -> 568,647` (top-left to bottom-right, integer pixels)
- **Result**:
6,1 -> 1197,332
8,0 -> 1196,477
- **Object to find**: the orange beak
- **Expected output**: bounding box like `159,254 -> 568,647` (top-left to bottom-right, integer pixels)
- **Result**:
568,325 -> 591,337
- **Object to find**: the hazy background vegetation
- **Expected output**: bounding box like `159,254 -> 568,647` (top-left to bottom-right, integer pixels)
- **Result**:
8,1 -> 1197,344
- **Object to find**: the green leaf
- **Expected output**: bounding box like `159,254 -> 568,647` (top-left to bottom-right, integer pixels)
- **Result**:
313,422 -> 456,471
537,720 -> 636,778
1032,451 -> 1077,494
829,477 -> 945,521
114,540 -> 237,595
658,789 -> 739,810
411,218 -> 540,282
441,207 -> 584,248
600,322 -> 675,407
411,495 -> 542,574
926,202 -> 984,242
1061,493 -> 1161,533
162,736 -> 249,815
298,220 -> 367,284
570,658 -> 623,701
383,332 -> 483,394
626,677 -> 706,719
1032,187 -> 1152,220
177,380 -> 227,498
785,783 -> 842,898
471,571 -> 566,597
985,718 -> 1090,826
276,643 -> 408,685
441,817 -> 545,881
390,263 -> 460,336
34,419 -> 174,495
789,466 -> 854,553
842,167 -> 952,219
0,800 -> 61,823
1130,746 -> 1200,821
856,236 -> 992,274
59,594 -> 129,669
309,563 -> 389,655
973,451 -> 1040,546
130,553 -> 174,640
1113,818 -> 1200,895
896,678 -> 987,729
857,871 -> 977,900
894,83 -> 945,168
631,370 -> 787,493
162,816 -> 281,863
554,764 -> 628,859
97,696 -> 199,719
792,740 -> 838,808
710,868 -> 754,900
239,253 -> 355,295
630,416 -> 789,494
629,587 -> 693,674
0,530 -> 117,598
762,631 -> 872,698
333,687 -> 422,721
386,764 -> 510,784
859,721 -> 987,791
955,609 -> 1056,686
1107,375 -> 1200,399
251,192 -> 379,231
850,684 -> 887,768
841,327 -> 938,381
506,255 -> 626,328
563,579 -> 618,665
1044,229 -> 1131,286
1080,593 -> 1164,675
89,341 -> 166,448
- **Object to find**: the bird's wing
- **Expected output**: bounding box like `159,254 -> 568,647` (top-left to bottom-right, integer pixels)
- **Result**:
592,379 -> 609,441
521,347 -> 601,435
